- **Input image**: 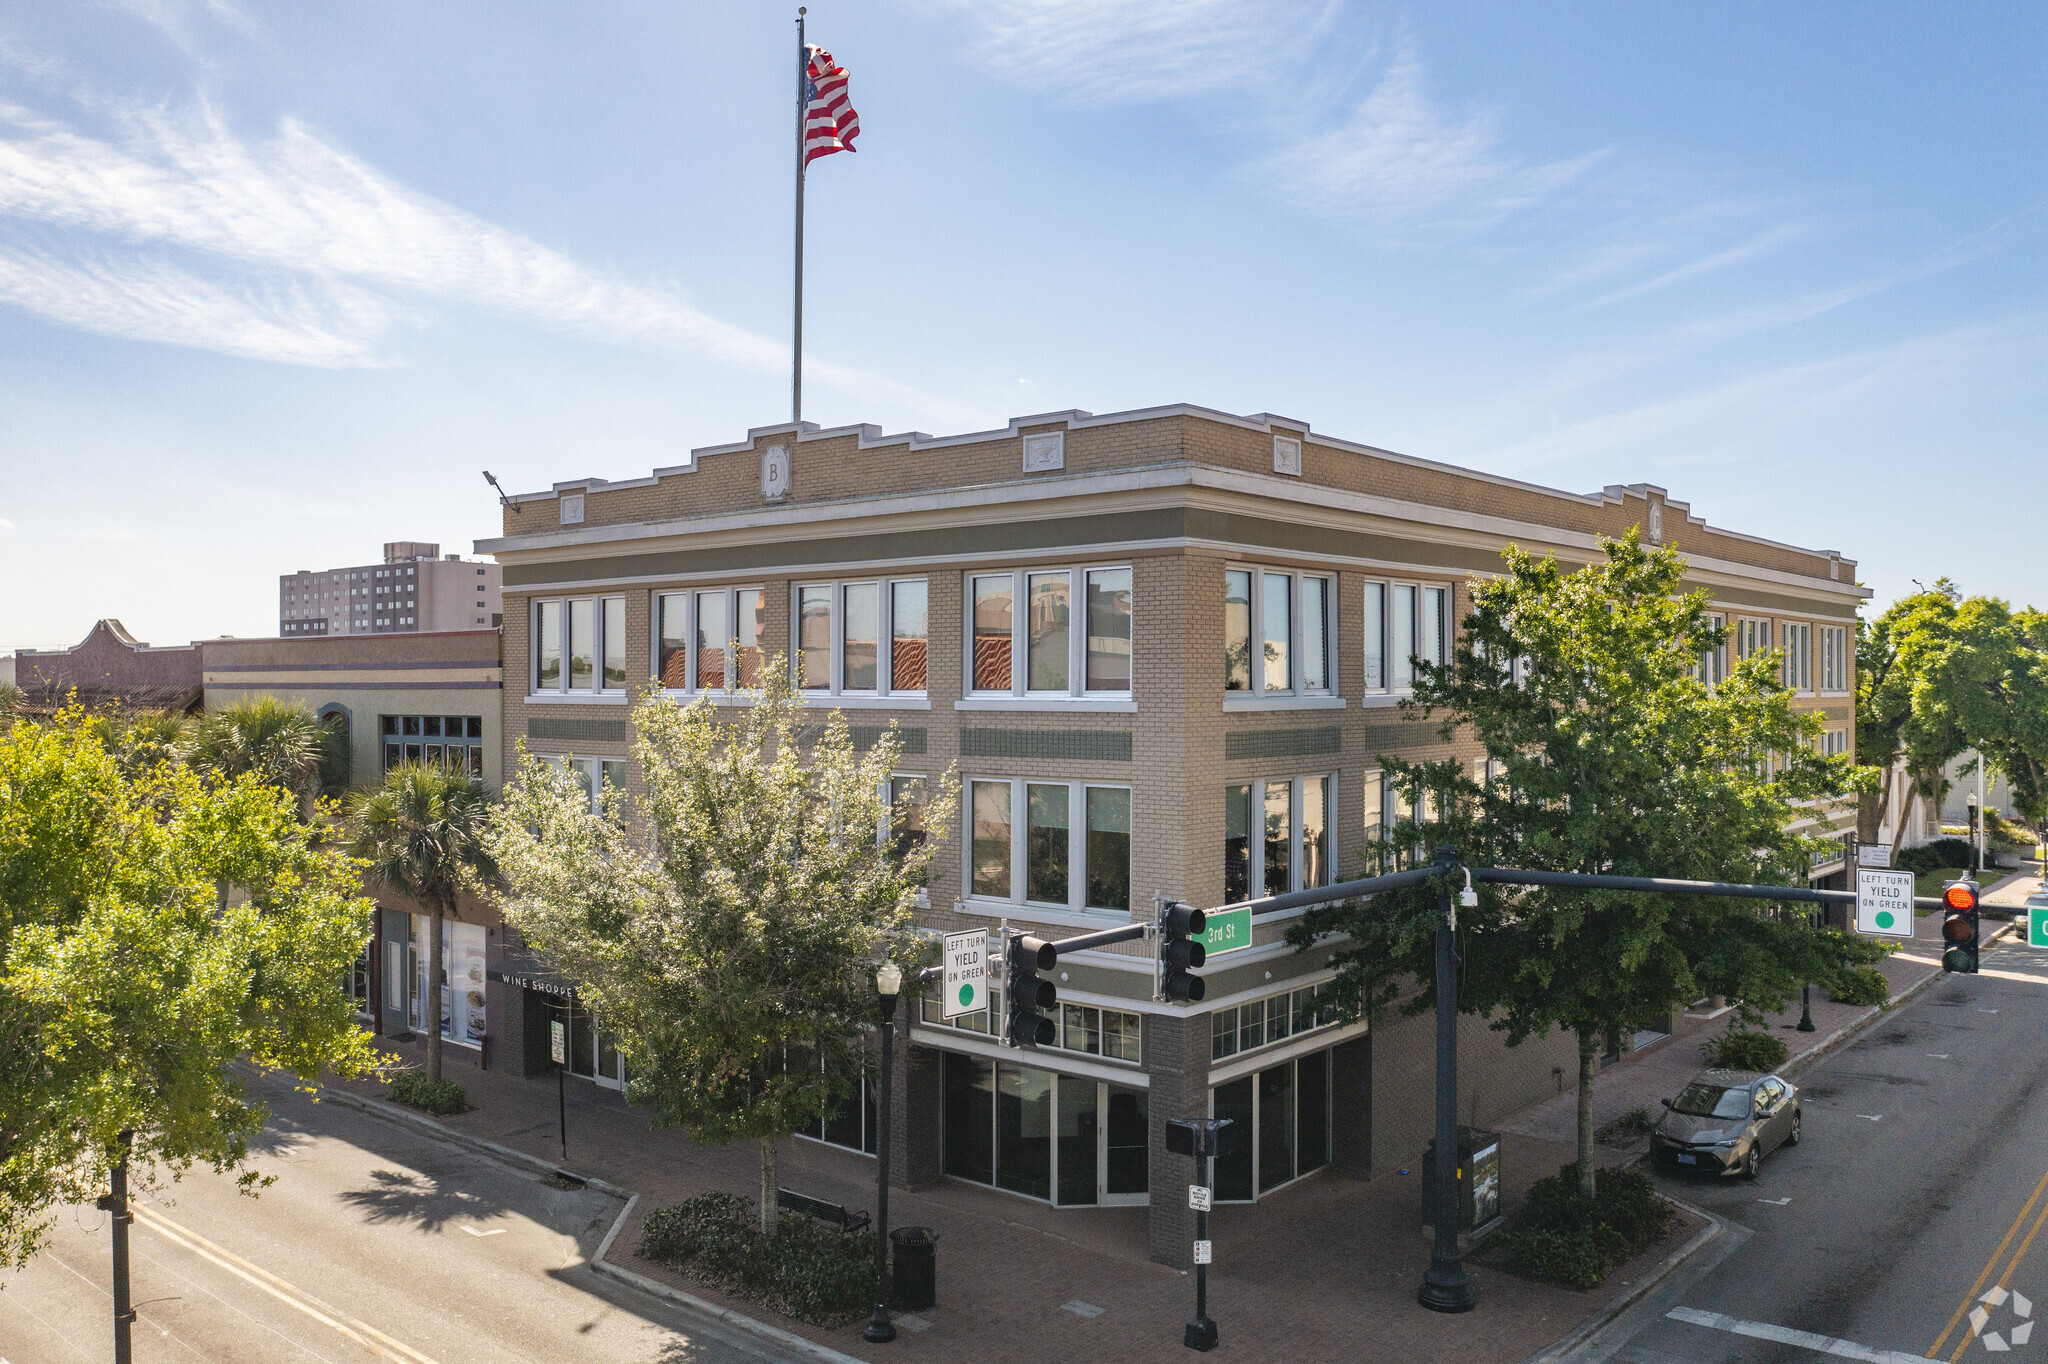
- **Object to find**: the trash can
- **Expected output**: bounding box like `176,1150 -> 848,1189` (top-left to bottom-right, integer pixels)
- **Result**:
889,1226 -> 938,1312
1422,1127 -> 1502,1234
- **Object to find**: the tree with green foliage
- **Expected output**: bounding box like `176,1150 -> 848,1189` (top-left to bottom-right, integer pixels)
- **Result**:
488,664 -> 954,1237
1295,533 -> 1886,1197
0,709 -> 381,1269
185,696 -> 327,818
1911,597 -> 2048,826
1856,582 -> 1967,852
344,763 -> 499,1083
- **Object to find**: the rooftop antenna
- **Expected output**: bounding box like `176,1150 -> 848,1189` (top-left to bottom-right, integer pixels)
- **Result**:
482,470 -> 521,514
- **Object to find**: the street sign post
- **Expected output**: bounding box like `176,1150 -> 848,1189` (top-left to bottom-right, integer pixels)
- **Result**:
549,1019 -> 567,1065
1857,868 -> 1917,938
1197,905 -> 1252,958
942,929 -> 989,1019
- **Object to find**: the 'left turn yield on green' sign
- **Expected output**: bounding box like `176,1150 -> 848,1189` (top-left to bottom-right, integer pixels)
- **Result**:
1857,868 -> 1916,938
943,929 -> 989,1018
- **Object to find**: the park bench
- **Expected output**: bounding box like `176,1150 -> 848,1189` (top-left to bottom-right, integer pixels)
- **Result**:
776,1187 -> 871,1233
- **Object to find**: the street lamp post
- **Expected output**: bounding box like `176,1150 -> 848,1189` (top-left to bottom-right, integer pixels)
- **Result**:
863,961 -> 902,1345
1968,788 -> 1981,874
1418,847 -> 1476,1314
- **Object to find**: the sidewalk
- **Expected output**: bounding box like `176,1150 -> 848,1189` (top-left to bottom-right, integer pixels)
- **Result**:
324,894 -> 2015,1364
332,1044 -> 1698,1364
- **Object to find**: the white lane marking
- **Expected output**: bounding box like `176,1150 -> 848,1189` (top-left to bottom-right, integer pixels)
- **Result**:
460,1225 -> 506,1237
1666,1307 -> 1931,1364
1760,1197 -> 1794,1205
1929,1054 -> 1953,1059
134,1204 -> 441,1363
1859,1115 -> 1884,1121
1981,1009 -> 2001,1014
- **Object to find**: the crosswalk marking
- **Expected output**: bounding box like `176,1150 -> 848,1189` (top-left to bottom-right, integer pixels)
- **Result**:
1666,1307 -> 1932,1364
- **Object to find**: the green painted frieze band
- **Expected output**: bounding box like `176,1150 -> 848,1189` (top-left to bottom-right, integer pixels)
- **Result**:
1224,726 -> 1343,761
527,717 -> 629,743
959,728 -> 1132,762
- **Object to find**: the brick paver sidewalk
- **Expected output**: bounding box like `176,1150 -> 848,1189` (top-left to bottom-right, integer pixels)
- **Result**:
334,1045 -> 1697,1363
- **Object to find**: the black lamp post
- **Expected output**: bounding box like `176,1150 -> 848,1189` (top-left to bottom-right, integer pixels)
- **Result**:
863,961 -> 902,1345
1418,847 -> 1476,1313
1797,907 -> 1816,1032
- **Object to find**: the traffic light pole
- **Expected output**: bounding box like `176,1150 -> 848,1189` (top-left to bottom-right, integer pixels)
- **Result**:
1418,848 -> 1475,1313
1190,1139 -> 1215,1351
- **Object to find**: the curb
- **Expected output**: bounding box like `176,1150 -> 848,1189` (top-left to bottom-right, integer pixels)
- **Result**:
1522,1195 -> 1731,1364
319,1083 -> 866,1364
314,1085 -> 633,1199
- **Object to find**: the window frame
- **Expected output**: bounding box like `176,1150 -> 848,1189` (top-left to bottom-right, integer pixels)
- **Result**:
961,775 -> 1135,919
963,564 -> 1134,701
1782,622 -> 1814,694
1222,773 -> 1337,904
1819,625 -> 1849,694
1222,565 -> 1337,704
531,595 -> 629,699
540,754 -> 628,816
788,576 -> 931,700
653,585 -> 770,698
1359,576 -> 1450,700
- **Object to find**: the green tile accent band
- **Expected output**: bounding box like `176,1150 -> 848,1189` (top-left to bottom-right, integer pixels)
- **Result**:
527,717 -> 629,743
795,724 -> 928,753
1224,726 -> 1342,760
959,728 -> 1133,762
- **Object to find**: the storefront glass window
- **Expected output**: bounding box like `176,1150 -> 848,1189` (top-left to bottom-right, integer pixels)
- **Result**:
1214,1077 -> 1255,1201
997,1064 -> 1053,1200
1056,1075 -> 1098,1206
943,1053 -> 994,1184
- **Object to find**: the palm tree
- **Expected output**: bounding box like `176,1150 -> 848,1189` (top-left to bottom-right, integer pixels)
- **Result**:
345,763 -> 499,1082
185,697 -> 325,816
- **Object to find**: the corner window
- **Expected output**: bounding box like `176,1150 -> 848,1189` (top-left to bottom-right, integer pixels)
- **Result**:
968,567 -> 1132,697
1223,775 -> 1333,903
1224,567 -> 1332,697
533,597 -> 626,695
791,578 -> 929,697
966,776 -> 1132,916
1820,626 -> 1849,693
1361,579 -> 1447,694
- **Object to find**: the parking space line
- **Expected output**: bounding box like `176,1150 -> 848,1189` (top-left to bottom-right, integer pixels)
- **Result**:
1932,1167 -> 2048,1358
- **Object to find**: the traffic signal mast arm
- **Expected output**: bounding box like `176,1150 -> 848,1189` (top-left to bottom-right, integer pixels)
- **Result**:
1471,866 -> 1949,913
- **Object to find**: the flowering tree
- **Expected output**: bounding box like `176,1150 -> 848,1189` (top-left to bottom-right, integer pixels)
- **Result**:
488,664 -> 954,1235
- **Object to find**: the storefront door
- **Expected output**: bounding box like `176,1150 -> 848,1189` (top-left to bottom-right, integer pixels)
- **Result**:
942,1053 -> 1149,1207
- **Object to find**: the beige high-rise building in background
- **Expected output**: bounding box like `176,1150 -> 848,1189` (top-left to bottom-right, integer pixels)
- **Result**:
279,541 -> 503,637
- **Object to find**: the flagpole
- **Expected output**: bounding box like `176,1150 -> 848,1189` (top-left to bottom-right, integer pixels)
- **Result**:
792,7 -> 807,425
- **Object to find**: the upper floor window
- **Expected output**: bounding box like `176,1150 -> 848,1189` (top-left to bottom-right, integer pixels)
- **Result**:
534,597 -> 626,695
795,578 -> 929,696
657,588 -> 765,693
1781,622 -> 1813,693
1360,579 -> 1448,693
1734,618 -> 1772,664
1695,613 -> 1728,688
544,755 -> 627,815
1820,626 -> 1849,693
969,567 -> 1131,697
1224,567 -> 1332,697
967,776 -> 1131,916
1223,775 -> 1332,904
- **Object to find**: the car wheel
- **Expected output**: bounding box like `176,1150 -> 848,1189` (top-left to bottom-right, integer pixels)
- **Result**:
1788,1111 -> 1802,1146
1743,1145 -> 1760,1179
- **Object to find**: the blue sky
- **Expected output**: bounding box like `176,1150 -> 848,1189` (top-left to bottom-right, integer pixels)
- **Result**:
2,2 -> 2042,650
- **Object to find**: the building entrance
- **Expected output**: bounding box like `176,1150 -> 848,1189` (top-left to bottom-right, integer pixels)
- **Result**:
941,1052 -> 1148,1206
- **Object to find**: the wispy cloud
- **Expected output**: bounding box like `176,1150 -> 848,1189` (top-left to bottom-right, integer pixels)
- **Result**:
0,100 -> 796,369
1259,49 -> 1602,235
1588,223 -> 1807,307
941,0 -> 1336,106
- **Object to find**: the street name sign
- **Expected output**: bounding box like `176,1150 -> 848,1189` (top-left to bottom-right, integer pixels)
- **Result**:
1188,1185 -> 1212,1212
1198,905 -> 1252,958
2030,908 -> 2048,950
1858,844 -> 1893,869
943,928 -> 990,1018
549,1018 -> 567,1065
1192,1240 -> 1212,1265
1857,868 -> 1916,938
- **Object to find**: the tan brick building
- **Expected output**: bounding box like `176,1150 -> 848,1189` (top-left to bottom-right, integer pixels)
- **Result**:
480,404 -> 1867,1263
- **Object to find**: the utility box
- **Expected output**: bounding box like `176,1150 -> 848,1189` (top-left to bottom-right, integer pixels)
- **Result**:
1422,1127 -> 1502,1235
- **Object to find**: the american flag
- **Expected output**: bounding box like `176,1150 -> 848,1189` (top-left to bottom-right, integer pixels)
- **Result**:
802,44 -> 860,166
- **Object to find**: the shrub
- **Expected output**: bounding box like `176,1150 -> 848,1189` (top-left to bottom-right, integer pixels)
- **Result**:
1595,1107 -> 1658,1146
1499,1164 -> 1677,1289
1895,845 -> 1944,875
1700,1026 -> 1788,1072
640,1194 -> 875,1326
1926,837 -> 1976,868
386,1069 -> 469,1115
1829,965 -> 1890,1007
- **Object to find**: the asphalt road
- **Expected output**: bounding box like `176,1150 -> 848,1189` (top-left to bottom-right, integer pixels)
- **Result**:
1584,932 -> 2048,1364
0,1076 -> 793,1364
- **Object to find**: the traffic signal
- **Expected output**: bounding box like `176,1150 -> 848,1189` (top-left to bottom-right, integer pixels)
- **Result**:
1942,878 -> 1980,974
1160,901 -> 1208,1003
1005,933 -> 1056,1046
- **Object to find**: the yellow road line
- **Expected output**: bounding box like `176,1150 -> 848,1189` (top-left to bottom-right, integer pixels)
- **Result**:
132,1204 -> 440,1364
1931,1166 -> 2048,1356
1946,1191 -> 2048,1363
